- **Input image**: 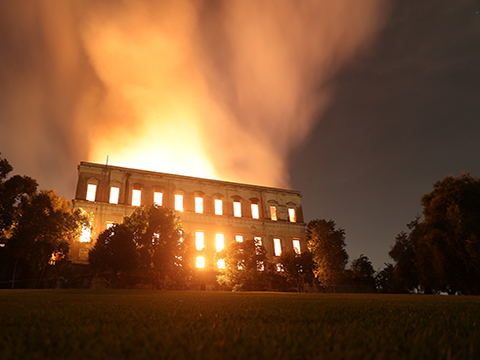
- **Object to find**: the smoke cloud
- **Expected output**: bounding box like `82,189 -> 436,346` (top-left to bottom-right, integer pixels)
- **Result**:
0,0 -> 387,195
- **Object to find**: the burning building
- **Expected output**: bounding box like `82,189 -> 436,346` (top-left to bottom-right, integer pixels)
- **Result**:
71,162 -> 306,269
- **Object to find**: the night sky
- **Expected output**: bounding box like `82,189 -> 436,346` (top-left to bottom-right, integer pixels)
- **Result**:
290,0 -> 480,268
1,0 -> 479,270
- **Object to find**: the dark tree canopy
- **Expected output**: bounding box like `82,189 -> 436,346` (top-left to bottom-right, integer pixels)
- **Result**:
351,254 -> 375,280
8,190 -> 88,285
0,154 -> 37,239
278,250 -> 315,292
389,173 -> 480,294
89,204 -> 191,289
307,219 -> 348,288
216,239 -> 271,291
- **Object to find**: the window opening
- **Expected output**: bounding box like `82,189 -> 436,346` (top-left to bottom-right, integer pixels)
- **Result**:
233,201 -> 242,217
154,192 -> 163,206
132,189 -> 141,206
288,208 -> 297,222
270,205 -> 277,221
217,259 -> 225,269
292,239 -> 301,254
195,231 -> 204,251
235,235 -> 244,243
86,184 -> 97,202
79,225 -> 91,243
196,256 -> 205,268
195,197 -> 204,214
214,199 -> 223,215
175,194 -> 184,212
273,238 -> 282,256
216,233 -> 225,252
251,203 -> 259,219
109,186 -> 120,204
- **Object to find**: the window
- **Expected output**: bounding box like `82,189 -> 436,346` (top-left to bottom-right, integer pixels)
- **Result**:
214,199 -> 223,215
86,184 -> 97,202
237,260 -> 245,270
175,194 -> 184,212
254,236 -> 262,255
195,197 -> 204,214
132,189 -> 141,206
235,235 -> 244,243
154,192 -> 163,206
217,259 -> 225,269
109,186 -> 120,204
195,231 -> 204,251
288,208 -> 297,222
233,201 -> 242,217
196,256 -> 205,268
79,225 -> 91,243
216,233 -> 225,252
273,238 -> 282,256
270,205 -> 277,221
292,239 -> 301,254
251,203 -> 259,219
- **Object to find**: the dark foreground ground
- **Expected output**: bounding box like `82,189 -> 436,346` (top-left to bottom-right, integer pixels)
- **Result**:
0,290 -> 479,359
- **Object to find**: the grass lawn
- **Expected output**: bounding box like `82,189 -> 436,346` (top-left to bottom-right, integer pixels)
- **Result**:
0,290 -> 479,359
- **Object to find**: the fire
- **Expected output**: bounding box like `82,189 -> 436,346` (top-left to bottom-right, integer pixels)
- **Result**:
0,1 -> 389,190
81,0 -> 388,187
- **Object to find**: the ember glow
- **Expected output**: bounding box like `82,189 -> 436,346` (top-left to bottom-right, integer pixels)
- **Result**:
0,0 -> 388,189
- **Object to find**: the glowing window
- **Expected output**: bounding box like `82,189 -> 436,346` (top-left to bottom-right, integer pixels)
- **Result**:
214,199 -> 223,215
79,225 -> 91,243
254,236 -> 262,255
257,261 -> 264,271
270,206 -> 277,221
86,184 -> 97,202
217,259 -> 225,269
233,201 -> 242,217
235,235 -> 244,243
154,192 -> 163,206
175,194 -> 183,212
196,256 -> 205,268
132,189 -> 141,206
273,238 -> 282,256
109,186 -> 119,204
216,233 -> 225,252
251,203 -> 259,219
292,239 -> 301,254
288,208 -> 297,222
195,197 -> 204,214
195,231 -> 204,251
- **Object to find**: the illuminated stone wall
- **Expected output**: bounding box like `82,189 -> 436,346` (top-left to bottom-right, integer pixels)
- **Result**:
70,162 -> 306,268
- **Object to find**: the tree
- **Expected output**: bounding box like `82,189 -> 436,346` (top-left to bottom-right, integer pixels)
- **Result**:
390,173 -> 480,294
89,204 -> 191,288
216,239 -> 271,291
278,250 -> 315,292
0,154 -> 37,240
350,254 -> 375,280
307,219 -> 349,289
9,190 -> 88,286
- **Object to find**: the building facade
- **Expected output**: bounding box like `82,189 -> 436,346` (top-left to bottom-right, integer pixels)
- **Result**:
71,162 -> 306,269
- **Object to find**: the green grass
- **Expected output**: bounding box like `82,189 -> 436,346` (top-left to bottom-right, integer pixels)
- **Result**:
0,291 -> 479,359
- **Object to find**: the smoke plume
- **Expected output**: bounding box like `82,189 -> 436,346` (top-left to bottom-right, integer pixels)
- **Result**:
0,0 -> 387,194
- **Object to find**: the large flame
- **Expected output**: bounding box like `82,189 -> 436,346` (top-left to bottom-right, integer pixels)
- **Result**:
0,0 -> 388,191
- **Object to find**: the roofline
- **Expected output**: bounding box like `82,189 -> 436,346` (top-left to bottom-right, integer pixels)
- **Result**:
79,161 -> 302,195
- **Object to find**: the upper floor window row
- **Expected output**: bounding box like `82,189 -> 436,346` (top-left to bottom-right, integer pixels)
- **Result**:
86,184 -> 297,220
